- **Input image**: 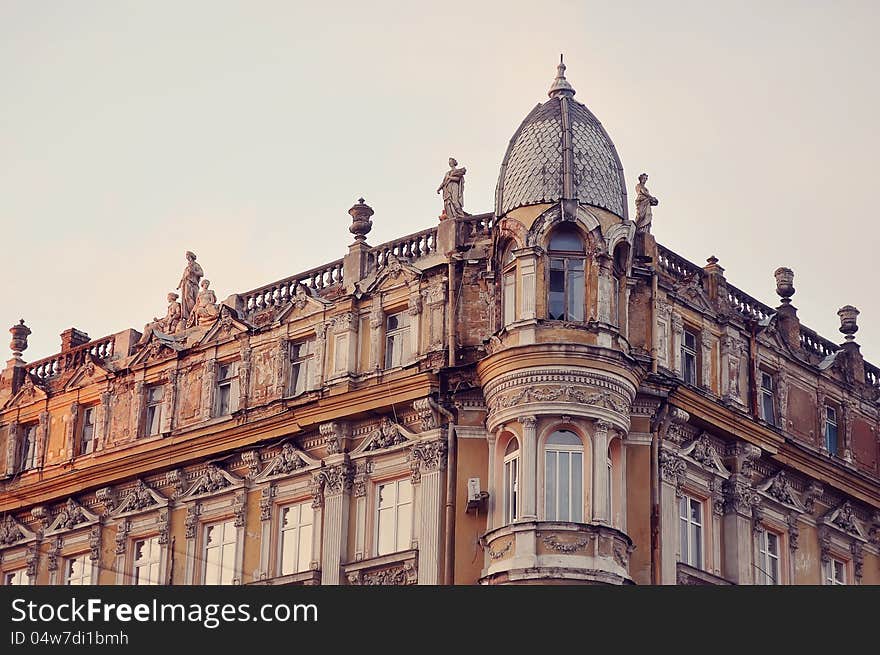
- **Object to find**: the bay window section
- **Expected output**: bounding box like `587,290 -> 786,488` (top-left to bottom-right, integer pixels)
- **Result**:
502,439 -> 520,525
543,430 -> 584,523
502,244 -> 516,326
547,228 -> 585,322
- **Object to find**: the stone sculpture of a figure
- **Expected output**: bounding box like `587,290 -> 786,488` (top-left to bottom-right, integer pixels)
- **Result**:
137,292 -> 183,346
634,173 -> 659,233
437,157 -> 468,220
188,278 -> 220,327
177,251 -> 204,319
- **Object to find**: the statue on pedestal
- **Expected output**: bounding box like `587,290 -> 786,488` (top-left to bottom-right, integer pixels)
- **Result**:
437,157 -> 468,220
634,173 -> 659,234
187,279 -> 220,327
137,293 -> 183,346
177,251 -> 204,320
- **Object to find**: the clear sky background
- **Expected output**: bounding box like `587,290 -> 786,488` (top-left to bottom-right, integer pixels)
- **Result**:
2,1 -> 878,364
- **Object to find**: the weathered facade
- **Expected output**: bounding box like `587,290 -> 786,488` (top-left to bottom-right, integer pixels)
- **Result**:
1,60 -> 878,586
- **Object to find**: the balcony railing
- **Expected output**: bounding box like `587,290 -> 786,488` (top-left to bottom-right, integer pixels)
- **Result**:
366,226 -> 439,272
26,335 -> 116,382
239,259 -> 344,314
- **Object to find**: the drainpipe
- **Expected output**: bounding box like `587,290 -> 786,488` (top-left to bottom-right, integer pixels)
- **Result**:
649,400 -> 669,585
427,396 -> 456,585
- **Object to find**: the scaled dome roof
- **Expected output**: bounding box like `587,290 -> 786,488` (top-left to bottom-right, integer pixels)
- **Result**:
495,58 -> 628,219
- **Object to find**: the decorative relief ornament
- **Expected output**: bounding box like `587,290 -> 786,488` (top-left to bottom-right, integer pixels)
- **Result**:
363,418 -> 409,451
408,439 -> 448,483
0,515 -> 28,546
659,449 -> 686,495
541,533 -> 591,553
184,504 -> 201,540
412,398 -> 438,432
259,485 -> 276,521
89,525 -> 102,560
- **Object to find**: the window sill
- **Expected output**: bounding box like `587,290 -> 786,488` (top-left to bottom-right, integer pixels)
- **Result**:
676,562 -> 733,585
248,569 -> 321,586
342,549 -> 418,586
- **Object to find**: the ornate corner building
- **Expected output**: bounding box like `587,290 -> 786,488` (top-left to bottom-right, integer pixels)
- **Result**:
1,60 -> 878,586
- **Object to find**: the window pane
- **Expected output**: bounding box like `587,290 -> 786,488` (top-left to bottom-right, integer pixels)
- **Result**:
503,272 -> 516,325
218,385 -> 230,415
545,451 -> 557,519
377,507 -> 394,555
762,392 -> 775,424
559,452 -> 570,521
397,502 -> 412,552
690,499 -> 702,525
692,524 -> 702,567
397,479 -> 412,503
680,515 -> 689,563
567,261 -> 584,322
684,331 -> 696,350
549,259 -> 565,320
549,229 -> 584,252
826,423 -> 838,454
571,453 -> 583,522
221,543 -> 236,584
547,430 -> 580,446
298,524 -> 313,573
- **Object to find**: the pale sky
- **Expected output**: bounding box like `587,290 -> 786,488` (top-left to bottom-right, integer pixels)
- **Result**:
2,1 -> 878,364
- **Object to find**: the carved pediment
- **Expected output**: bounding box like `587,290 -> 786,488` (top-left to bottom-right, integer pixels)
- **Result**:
352,418 -> 419,455
180,463 -> 242,499
0,515 -> 36,547
276,283 -> 331,324
129,337 -> 184,368
3,375 -> 48,410
671,273 -> 715,315
63,355 -> 113,391
196,306 -> 251,346
821,501 -> 867,541
680,433 -> 730,477
254,441 -> 320,482
756,470 -> 805,512
110,480 -> 169,516
46,498 -> 100,535
357,254 -> 423,296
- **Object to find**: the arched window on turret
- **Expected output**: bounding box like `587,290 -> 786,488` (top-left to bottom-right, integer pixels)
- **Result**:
543,430 -> 584,523
503,438 -> 520,525
548,227 -> 585,321
501,243 -> 517,327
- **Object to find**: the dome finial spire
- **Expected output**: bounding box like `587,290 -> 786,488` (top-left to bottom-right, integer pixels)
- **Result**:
548,53 -> 575,98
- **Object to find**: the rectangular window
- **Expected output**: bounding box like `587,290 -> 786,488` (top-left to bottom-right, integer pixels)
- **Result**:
215,362 -> 238,416
19,423 -> 38,472
64,553 -> 91,585
606,459 -> 613,521
824,405 -> 838,455
375,478 -> 413,556
278,502 -> 314,575
549,258 -> 585,321
682,329 -> 698,385
760,372 -> 775,425
678,495 -> 704,569
143,385 -> 163,437
503,269 -> 516,326
824,557 -> 847,585
757,531 -> 780,585
4,569 -> 28,585
543,447 -> 583,523
289,340 -> 313,397
203,520 -> 237,585
384,312 -> 410,369
133,536 -> 162,585
79,406 -> 96,455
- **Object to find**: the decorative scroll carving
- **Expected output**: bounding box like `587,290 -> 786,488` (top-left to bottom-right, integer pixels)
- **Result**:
96,487 -> 117,513
259,485 -> 276,521
363,418 -> 409,451
182,464 -> 236,497
488,384 -> 629,416
233,492 -> 246,528
541,534 -> 591,553
31,506 -> 51,534
722,475 -> 759,517
352,461 -> 372,498
114,480 -> 163,514
240,450 -> 261,479
25,544 -> 38,577
348,561 -> 418,586
0,515 -> 29,546
157,509 -> 170,546
184,504 -> 201,540
89,525 -> 101,560
680,433 -> 729,476
317,463 -> 353,496
757,470 -> 804,512
320,421 -> 351,455
802,481 -> 823,514
786,514 -> 800,552
851,541 -> 864,581
659,449 -> 686,496
412,398 -> 438,431
53,499 -> 88,531
167,469 -> 187,500
408,439 -> 448,483
115,518 -> 131,555
259,443 -> 307,478
47,537 -> 62,572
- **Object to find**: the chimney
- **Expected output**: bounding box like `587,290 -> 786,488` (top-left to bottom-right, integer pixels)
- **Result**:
60,327 -> 90,352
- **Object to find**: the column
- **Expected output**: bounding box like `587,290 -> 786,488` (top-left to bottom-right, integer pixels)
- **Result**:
352,461 -> 370,561
318,459 -> 352,585
94,393 -> 110,452
517,416 -> 537,520
593,420 -> 611,524
700,329 -> 713,392
65,402 -> 79,460
183,504 -> 201,584
408,289 -> 423,361
721,474 -> 756,584
201,358 -> 217,421
658,448 -> 685,584
411,440 -> 447,584
486,428 -> 499,530
258,484 -> 276,580
160,370 -> 177,434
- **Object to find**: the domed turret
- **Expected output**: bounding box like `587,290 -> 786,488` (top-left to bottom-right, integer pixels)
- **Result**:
495,56 -> 628,219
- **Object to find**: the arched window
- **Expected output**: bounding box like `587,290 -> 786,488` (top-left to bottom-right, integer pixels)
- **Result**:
548,227 -> 585,321
502,244 -> 516,327
503,438 -> 519,525
544,430 -> 584,522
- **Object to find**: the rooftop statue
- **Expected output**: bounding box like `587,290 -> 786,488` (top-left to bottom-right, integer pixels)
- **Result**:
634,173 -> 659,234
177,251 -> 204,320
136,292 -> 183,347
437,157 -> 468,220
187,279 -> 220,328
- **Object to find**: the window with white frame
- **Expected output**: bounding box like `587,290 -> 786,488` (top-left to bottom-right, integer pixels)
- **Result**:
606,455 -> 613,522
203,520 -> 237,585
64,553 -> 91,585
756,530 -> 780,585
278,502 -> 313,575
19,423 -> 38,472
678,494 -> 704,569
543,430 -> 584,523
824,557 -> 847,585
681,328 -> 698,385
824,405 -> 839,455
503,438 -> 520,525
289,340 -> 314,397
215,362 -> 238,416
143,385 -> 163,437
384,311 -> 410,369
4,569 -> 28,585
548,227 -> 585,322
79,406 -> 96,455
759,372 -> 775,425
502,245 -> 516,327
133,536 -> 162,585
375,478 -> 413,556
